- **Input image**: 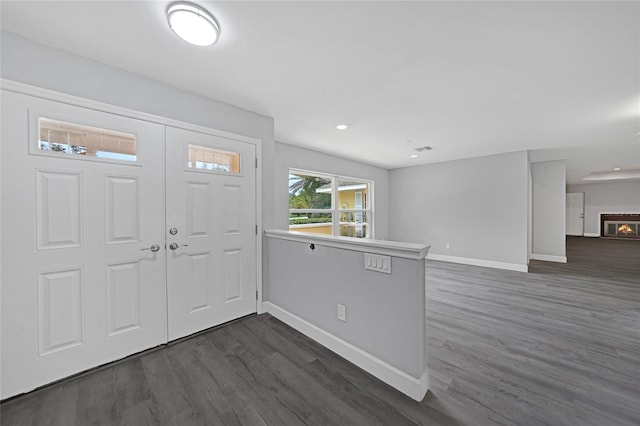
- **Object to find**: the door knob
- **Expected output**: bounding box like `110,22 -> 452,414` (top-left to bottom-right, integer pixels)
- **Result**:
141,244 -> 161,252
169,243 -> 188,250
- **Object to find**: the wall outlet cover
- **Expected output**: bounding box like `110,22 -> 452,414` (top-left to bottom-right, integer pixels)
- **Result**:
338,304 -> 346,322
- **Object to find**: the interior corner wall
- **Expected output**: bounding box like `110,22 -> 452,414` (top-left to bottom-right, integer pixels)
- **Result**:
531,160 -> 566,260
0,31 -> 276,228
567,181 -> 640,235
389,151 -> 529,269
273,142 -> 390,240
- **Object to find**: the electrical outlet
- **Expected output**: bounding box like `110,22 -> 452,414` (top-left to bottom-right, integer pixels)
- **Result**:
337,304 -> 346,322
445,242 -> 451,250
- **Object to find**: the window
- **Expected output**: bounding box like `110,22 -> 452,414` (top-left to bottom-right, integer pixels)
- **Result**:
39,118 -> 137,162
187,144 -> 240,173
288,169 -> 373,238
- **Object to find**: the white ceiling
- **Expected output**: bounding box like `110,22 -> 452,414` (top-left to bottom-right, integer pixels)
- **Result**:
2,1 -> 639,184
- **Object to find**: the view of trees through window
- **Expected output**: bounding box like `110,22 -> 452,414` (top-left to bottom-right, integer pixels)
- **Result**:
288,173 -> 332,225
289,170 -> 373,238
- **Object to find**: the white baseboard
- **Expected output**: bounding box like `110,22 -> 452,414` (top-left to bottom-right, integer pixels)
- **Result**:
262,302 -> 429,402
583,233 -> 600,238
426,253 -> 528,272
529,253 -> 567,263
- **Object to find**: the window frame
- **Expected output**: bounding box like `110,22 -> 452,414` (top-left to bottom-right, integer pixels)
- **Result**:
31,113 -> 142,167
288,168 -> 374,239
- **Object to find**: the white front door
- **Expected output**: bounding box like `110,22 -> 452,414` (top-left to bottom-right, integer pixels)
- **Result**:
1,92 -> 167,398
566,192 -> 585,236
165,126 -> 257,341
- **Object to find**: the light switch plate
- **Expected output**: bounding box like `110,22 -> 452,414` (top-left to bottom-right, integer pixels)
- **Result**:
337,304 -> 346,322
364,253 -> 392,274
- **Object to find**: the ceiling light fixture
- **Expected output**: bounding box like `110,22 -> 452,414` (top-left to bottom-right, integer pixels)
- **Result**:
410,154 -> 418,158
167,2 -> 219,47
613,167 -> 621,171
336,124 -> 348,130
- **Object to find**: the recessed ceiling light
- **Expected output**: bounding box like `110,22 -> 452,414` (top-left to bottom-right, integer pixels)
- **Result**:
336,124 -> 348,130
613,167 -> 621,171
410,154 -> 418,158
167,2 -> 219,47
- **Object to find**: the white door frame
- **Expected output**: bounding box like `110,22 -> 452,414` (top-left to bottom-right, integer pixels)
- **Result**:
566,192 -> 585,236
0,79 -> 264,342
1,78 -> 263,315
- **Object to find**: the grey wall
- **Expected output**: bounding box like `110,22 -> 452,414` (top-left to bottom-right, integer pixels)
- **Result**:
531,160 -> 566,259
274,142 -> 390,239
389,151 -> 529,267
264,236 -> 425,379
567,181 -> 640,235
1,31 -> 277,228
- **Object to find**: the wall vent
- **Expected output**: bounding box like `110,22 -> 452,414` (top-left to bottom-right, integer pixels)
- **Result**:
414,146 -> 433,152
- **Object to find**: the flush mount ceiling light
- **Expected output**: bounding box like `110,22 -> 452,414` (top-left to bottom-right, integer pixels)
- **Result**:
410,154 -> 418,158
336,124 -> 348,130
167,2 -> 219,47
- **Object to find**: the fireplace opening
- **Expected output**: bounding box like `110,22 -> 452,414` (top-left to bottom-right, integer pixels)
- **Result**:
601,214 -> 640,239
617,224 -> 635,236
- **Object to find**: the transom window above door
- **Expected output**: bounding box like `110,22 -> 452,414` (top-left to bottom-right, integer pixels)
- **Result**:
38,117 -> 137,162
288,169 -> 373,239
187,143 -> 240,174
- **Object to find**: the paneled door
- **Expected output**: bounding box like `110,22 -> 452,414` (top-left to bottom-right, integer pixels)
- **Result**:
165,127 -> 257,340
1,92 -> 167,398
566,192 -> 585,236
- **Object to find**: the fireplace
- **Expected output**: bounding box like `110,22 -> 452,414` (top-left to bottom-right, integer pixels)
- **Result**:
600,214 -> 640,239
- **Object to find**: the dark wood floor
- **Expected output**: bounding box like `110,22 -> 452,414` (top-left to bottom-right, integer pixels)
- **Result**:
424,236 -> 640,426
1,236 -> 638,425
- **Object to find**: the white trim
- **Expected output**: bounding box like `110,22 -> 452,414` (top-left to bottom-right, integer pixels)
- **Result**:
316,183 -> 367,193
265,229 -> 430,260
529,253 -> 567,263
427,253 -> 528,272
255,142 -> 263,315
263,302 -> 428,402
583,233 -> 600,237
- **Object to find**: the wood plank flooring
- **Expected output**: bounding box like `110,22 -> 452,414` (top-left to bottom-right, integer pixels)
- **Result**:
1,236 -> 638,425
424,236 -> 640,426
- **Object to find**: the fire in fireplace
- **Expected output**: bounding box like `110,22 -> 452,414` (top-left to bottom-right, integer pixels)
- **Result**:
618,224 -> 635,236
601,213 -> 640,239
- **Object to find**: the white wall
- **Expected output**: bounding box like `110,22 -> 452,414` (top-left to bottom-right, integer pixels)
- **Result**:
263,233 -> 428,400
1,31 -> 277,228
531,160 -> 566,262
274,142 -> 390,239
567,181 -> 640,236
389,151 -> 529,271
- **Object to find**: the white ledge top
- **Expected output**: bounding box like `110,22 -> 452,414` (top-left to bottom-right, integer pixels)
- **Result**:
264,229 -> 430,260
